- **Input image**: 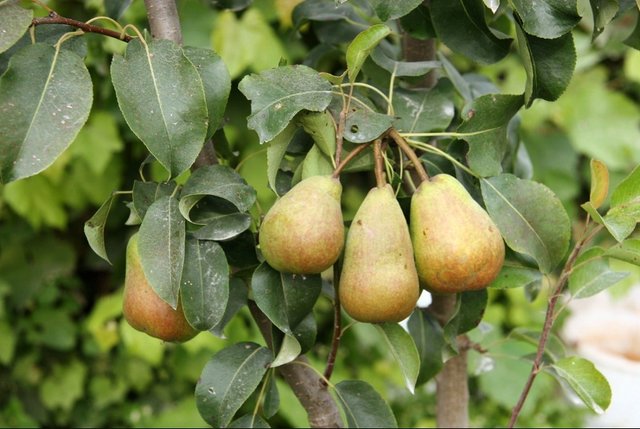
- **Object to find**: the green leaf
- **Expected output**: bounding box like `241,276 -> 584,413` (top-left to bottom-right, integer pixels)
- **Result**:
251,263 -> 322,334
182,46 -> 231,139
229,414 -> 270,428
179,165 -> 256,219
0,2 -> 33,54
267,122 -> 297,195
392,80 -> 455,133
298,111 -> 336,160
376,323 -> 420,393
458,94 -> 524,177
263,372 -> 280,418
603,202 -> 640,242
84,194 -> 118,264
407,309 -> 444,385
138,196 -> 186,309
589,0 -> 619,39
346,24 -> 391,82
510,328 -> 566,362
40,360 -> 87,411
192,212 -> 252,241
111,39 -> 208,177
180,238 -> 229,330
195,342 -> 273,428
589,159 -> 609,209
132,180 -> 176,220
431,0 -> 512,64
370,47 -> 441,77
0,43 -> 92,183
271,332 -> 301,368
569,253 -> 629,298
210,277 -> 248,338
291,312 -> 317,354
444,290 -> 488,346
511,0 -> 581,38
0,320 -> 16,364
239,65 -> 332,143
611,163 -> 640,207
489,264 -> 543,289
334,380 -> 397,428
105,0 -> 133,19
515,22 -> 576,106
368,0 -> 423,21
605,239 -> 640,265
343,109 -> 394,143
301,144 -> 334,180
548,357 -> 611,414
481,174 -> 571,273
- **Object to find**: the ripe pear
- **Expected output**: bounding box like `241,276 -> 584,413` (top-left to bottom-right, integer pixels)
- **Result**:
411,174 -> 504,294
123,233 -> 198,342
259,175 -> 344,274
339,185 -> 420,323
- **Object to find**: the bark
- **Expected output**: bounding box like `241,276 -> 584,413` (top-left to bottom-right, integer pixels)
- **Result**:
143,0 -> 182,44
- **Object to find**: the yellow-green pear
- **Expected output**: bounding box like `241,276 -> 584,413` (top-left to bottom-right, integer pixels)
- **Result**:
340,185 -> 420,323
123,233 -> 198,342
411,174 -> 504,294
259,175 -> 344,274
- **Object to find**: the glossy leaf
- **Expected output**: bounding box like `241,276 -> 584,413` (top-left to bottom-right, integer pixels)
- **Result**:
346,24 -> 391,82
211,277 -> 249,338
138,196 -> 186,309
392,80 -> 455,133
589,159 -> 609,209
431,0 -> 511,64
589,0 -> 619,39
132,180 -> 176,220
111,39 -> 208,177
267,122 -> 297,195
376,323 -> 420,393
548,357 -> 611,414
0,2 -> 33,54
183,46 -> 231,139
515,23 -> 576,106
0,43 -> 92,183
483,0 -> 500,13
481,174 -> 571,273
343,109 -> 394,143
179,165 -> 256,219
458,94 -> 524,177
407,309 -> 444,385
368,0 -> 423,21
605,239 -> 640,265
239,65 -> 332,143
335,380 -> 397,428
192,212 -> 252,241
370,47 -> 441,77
569,249 -> 628,299
489,264 -> 542,289
180,238 -> 229,330
251,263 -> 322,334
298,111 -> 336,160
511,0 -> 581,39
195,342 -> 273,428
84,194 -> 118,264
229,414 -> 270,428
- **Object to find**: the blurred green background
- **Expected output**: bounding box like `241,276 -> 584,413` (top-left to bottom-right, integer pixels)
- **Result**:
1,0 -> 639,427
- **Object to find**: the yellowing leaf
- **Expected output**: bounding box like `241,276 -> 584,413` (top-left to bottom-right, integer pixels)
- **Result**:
589,159 -> 609,209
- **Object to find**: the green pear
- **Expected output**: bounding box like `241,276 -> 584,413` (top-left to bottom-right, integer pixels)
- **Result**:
339,185 -> 420,323
123,233 -> 198,342
411,174 -> 504,294
259,175 -> 344,274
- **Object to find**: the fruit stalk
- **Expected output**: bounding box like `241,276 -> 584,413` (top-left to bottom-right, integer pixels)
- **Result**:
388,129 -> 429,182
373,138 -> 386,188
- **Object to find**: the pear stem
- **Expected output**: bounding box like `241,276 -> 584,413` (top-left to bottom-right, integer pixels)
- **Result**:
373,139 -> 386,188
388,128 -> 429,182
331,142 -> 372,178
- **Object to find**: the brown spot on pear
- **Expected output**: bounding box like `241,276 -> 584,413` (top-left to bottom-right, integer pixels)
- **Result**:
259,175 -> 344,274
410,174 -> 504,294
340,185 -> 419,323
123,233 -> 198,342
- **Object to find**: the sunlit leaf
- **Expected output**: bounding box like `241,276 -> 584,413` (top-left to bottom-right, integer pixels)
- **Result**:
605,239 -> 640,266
346,24 -> 391,82
335,380 -> 397,428
589,159 -> 609,209
376,323 -> 420,393
548,357 -> 611,414
271,332 -> 301,367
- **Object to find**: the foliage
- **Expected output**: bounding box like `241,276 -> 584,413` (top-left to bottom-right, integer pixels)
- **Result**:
1,0 -> 640,427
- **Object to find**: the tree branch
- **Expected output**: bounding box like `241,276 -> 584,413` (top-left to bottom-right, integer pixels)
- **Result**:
143,0 -> 182,44
32,13 -> 132,42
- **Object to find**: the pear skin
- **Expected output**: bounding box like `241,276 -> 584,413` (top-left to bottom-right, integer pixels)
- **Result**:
259,175 -> 344,274
339,185 -> 420,323
411,174 -> 505,294
123,233 -> 198,342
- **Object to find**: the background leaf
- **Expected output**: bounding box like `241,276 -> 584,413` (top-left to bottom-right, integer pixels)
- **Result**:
238,65 -> 332,143
84,194 -> 117,264
481,174 -> 571,273
180,238 -> 229,330
335,380 -> 397,428
346,24 -> 391,82
111,39 -> 208,177
138,196 -> 186,309
511,0 -> 581,38
376,323 -> 420,393
0,44 -> 92,183
568,249 -> 629,299
195,342 -> 273,428
0,2 -> 33,54
548,357 -> 611,414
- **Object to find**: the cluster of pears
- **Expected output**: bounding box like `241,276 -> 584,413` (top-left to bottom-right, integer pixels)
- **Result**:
259,173 -> 504,323
122,233 -> 198,342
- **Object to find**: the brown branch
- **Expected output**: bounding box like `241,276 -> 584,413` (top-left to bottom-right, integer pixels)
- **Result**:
508,224 -> 602,428
143,0 -> 182,44
331,142 -> 372,178
373,139 -> 386,188
31,13 -> 132,42
323,260 -> 342,384
388,128 -> 429,182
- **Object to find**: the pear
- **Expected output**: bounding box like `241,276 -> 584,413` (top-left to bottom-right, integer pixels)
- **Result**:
411,174 -> 504,294
339,185 -> 420,323
123,233 -> 198,342
259,175 -> 344,274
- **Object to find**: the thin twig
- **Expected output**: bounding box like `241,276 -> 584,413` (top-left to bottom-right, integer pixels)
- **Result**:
323,260 -> 343,384
331,142 -> 372,178
32,13 -> 132,42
